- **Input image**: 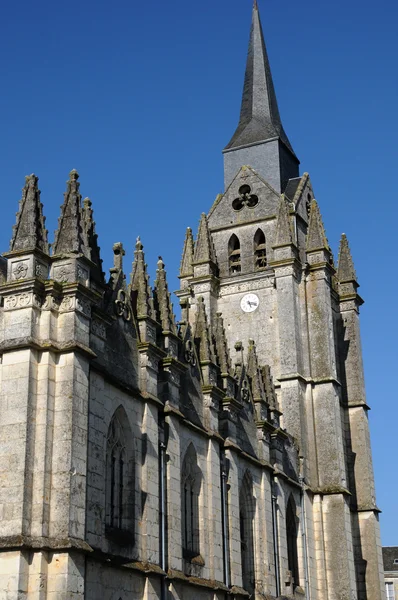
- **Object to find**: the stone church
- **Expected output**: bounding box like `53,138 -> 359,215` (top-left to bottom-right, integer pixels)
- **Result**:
0,2 -> 385,599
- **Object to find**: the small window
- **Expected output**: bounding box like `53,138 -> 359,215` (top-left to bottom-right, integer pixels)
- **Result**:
105,407 -> 135,543
286,495 -> 300,588
228,234 -> 241,274
254,229 -> 267,270
394,559 -> 398,564
181,444 -> 202,559
240,471 -> 256,594
386,582 -> 395,600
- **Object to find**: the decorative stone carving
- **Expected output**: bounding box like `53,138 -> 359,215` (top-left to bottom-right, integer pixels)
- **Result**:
77,265 -> 88,283
185,339 -> 196,367
168,339 -> 178,358
241,380 -> 250,402
146,325 -> 156,343
169,371 -> 180,386
35,262 -> 47,279
19,293 -> 30,307
114,290 -> 131,322
219,277 -> 274,297
60,296 -> 74,311
192,283 -> 211,294
76,298 -> 91,316
53,264 -> 72,283
5,295 -> 18,309
43,295 -> 60,311
339,300 -> 357,312
91,319 -> 106,339
12,261 -> 28,280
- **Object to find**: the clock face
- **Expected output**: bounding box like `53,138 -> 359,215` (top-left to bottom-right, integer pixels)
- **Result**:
240,293 -> 259,313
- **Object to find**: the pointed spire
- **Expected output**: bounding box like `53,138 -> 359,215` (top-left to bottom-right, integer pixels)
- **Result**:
274,197 -> 294,246
179,227 -> 195,277
262,365 -> 276,407
10,174 -> 49,254
306,200 -> 329,252
130,237 -> 154,318
214,313 -> 232,375
194,297 -> 215,363
246,339 -> 263,400
224,3 -> 296,157
193,213 -> 217,266
53,170 -> 89,257
154,257 -> 177,334
82,197 -> 105,283
337,234 -> 357,283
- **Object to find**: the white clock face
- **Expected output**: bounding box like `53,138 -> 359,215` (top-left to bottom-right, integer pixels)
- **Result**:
240,293 -> 259,313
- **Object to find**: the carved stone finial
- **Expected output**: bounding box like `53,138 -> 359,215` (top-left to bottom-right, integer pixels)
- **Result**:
193,213 -> 217,270
274,197 -> 294,247
130,237 -> 154,319
179,227 -> 195,277
113,242 -> 125,271
214,312 -> 232,375
81,197 -> 105,283
154,257 -> 177,334
53,170 -> 90,257
246,339 -> 264,401
194,297 -> 215,363
10,173 -> 49,254
306,200 -> 329,252
337,233 -> 357,283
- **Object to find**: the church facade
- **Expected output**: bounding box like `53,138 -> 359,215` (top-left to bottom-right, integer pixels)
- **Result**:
0,3 -> 385,600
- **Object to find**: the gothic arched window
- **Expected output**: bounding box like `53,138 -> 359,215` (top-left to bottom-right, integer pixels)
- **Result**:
229,234 -> 241,274
240,470 -> 256,594
254,229 -> 267,270
286,495 -> 300,587
106,407 -> 134,536
181,444 -> 202,559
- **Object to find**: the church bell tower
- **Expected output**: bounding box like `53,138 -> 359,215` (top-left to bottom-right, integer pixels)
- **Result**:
177,2 -> 385,599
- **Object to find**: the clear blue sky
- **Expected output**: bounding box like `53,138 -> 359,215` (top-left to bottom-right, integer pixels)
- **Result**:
1,0 -> 397,544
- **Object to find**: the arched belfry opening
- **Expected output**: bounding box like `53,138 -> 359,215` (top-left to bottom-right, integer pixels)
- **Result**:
286,495 -> 300,588
229,234 -> 241,274
254,228 -> 267,270
239,470 -> 256,594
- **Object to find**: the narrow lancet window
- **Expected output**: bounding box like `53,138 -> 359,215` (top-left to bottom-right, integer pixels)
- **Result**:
181,444 -> 201,559
254,229 -> 267,270
229,234 -> 241,274
240,471 -> 256,594
286,495 -> 300,587
106,407 -> 134,537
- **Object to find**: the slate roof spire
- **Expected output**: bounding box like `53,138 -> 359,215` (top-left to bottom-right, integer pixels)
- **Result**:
225,2 -> 295,154
10,174 -> 49,254
223,3 -> 299,191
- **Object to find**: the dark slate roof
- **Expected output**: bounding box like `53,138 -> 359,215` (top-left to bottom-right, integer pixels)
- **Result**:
383,547 -> 398,572
224,2 -> 297,159
284,177 -> 301,201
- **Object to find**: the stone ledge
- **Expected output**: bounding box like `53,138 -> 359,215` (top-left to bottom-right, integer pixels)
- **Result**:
0,535 -> 93,553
